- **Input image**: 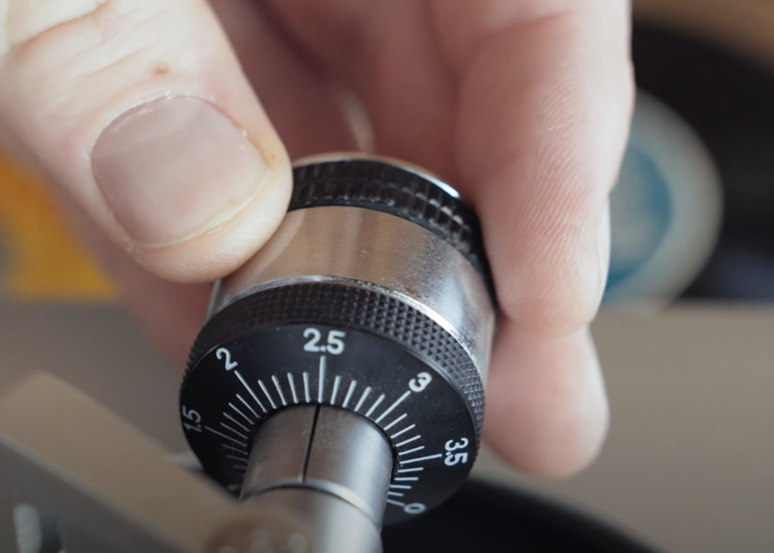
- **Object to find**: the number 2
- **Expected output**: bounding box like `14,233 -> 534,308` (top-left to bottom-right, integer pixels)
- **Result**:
303,328 -> 322,352
216,348 -> 238,371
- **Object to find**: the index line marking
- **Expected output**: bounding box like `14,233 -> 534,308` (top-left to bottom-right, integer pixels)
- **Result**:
204,426 -> 246,447
354,387 -> 372,412
318,356 -> 326,403
288,373 -> 299,404
220,422 -> 248,441
235,371 -> 267,413
383,413 -> 407,431
221,442 -> 247,455
303,372 -> 311,402
390,424 -> 416,439
395,435 -> 421,448
400,453 -> 443,465
375,391 -> 412,423
365,394 -> 385,417
257,379 -> 277,410
342,380 -> 357,408
236,394 -> 259,419
228,402 -> 253,424
271,375 -> 287,406
330,376 -> 342,405
398,445 -> 425,456
223,412 -> 249,433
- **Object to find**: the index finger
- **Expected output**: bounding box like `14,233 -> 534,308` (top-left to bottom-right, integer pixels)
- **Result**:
432,0 -> 634,335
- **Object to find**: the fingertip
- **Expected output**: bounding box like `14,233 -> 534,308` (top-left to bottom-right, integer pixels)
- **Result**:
2,0 -> 296,285
483,323 -> 609,477
126,151 -> 293,283
490,207 -> 610,339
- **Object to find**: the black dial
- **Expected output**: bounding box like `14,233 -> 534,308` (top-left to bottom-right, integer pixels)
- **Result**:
180,154 -> 496,525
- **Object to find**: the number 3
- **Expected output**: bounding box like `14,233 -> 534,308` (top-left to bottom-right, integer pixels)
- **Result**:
409,372 -> 432,392
444,438 -> 469,452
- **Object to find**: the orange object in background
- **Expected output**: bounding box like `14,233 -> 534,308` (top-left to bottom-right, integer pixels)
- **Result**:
0,150 -> 116,301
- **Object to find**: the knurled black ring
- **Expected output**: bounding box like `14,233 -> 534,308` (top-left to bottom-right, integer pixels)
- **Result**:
185,282 -> 485,440
291,158 -> 496,303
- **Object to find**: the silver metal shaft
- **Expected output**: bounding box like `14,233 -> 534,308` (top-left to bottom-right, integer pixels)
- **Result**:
240,406 -> 393,553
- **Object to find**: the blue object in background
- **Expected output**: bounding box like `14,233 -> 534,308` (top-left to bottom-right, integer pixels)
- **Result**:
606,144 -> 674,292
602,92 -> 722,308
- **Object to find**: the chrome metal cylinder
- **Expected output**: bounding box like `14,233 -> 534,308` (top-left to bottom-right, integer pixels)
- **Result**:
240,406 -> 392,553
208,156 -> 496,380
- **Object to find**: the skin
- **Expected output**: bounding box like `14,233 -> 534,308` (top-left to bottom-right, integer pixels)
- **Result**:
0,0 -> 633,477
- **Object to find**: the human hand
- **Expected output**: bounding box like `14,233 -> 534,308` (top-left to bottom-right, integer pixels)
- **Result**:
0,0 -> 632,476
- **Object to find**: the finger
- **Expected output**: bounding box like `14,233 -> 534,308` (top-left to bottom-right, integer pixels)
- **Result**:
73,0 -> 361,368
483,320 -> 609,477
1,0 -> 291,283
432,0 -> 634,334
209,0 -> 359,158
257,0 -> 619,478
266,0 -> 459,179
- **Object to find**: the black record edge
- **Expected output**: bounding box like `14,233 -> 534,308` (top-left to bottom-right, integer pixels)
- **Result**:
383,479 -> 664,553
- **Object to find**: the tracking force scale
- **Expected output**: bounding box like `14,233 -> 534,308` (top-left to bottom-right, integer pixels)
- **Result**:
180,154 -> 497,552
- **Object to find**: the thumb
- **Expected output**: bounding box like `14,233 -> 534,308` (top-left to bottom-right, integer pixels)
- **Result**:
0,0 -> 291,282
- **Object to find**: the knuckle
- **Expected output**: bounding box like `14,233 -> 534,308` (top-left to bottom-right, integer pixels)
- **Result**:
3,0 -> 110,54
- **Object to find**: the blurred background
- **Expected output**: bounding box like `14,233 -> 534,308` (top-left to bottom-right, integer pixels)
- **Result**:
1,1 -> 774,552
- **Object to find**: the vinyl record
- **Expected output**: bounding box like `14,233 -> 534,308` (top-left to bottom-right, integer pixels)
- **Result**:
631,20 -> 774,301
383,479 -> 662,553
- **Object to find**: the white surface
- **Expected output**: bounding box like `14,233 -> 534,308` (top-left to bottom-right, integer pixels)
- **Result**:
1,301 -> 772,552
475,307 -> 774,553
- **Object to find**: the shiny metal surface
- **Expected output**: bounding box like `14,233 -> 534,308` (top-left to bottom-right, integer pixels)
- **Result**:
239,407 -> 316,494
244,488 -> 382,553
304,407 -> 393,525
210,206 -> 496,378
240,406 -> 393,527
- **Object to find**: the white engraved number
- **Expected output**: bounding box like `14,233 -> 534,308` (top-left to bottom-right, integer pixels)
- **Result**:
326,330 -> 346,355
403,503 -> 426,515
216,348 -> 238,371
445,438 -> 469,451
303,328 -> 322,352
303,328 -> 347,355
409,372 -> 433,392
444,437 -> 470,466
181,406 -> 202,433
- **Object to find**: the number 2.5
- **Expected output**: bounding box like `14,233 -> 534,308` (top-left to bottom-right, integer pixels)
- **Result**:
303,328 -> 346,355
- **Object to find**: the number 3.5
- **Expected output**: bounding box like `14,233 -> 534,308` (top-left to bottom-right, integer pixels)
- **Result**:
444,437 -> 470,466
